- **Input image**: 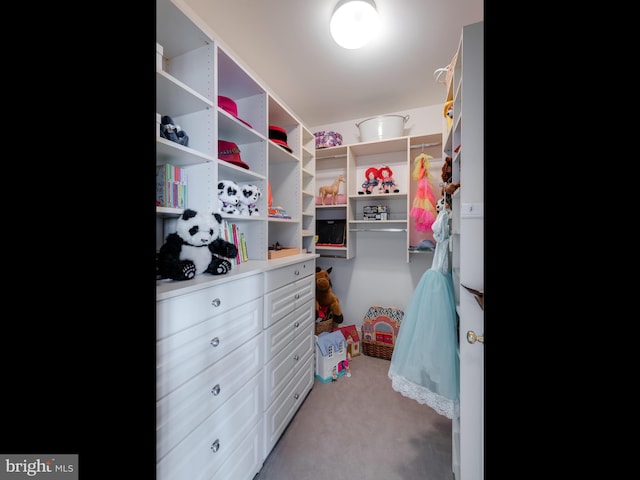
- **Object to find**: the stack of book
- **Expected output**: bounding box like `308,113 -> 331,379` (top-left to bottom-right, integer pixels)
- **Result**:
222,220 -> 249,265
156,164 -> 187,208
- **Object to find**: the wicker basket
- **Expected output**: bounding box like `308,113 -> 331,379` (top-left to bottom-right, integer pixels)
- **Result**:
315,318 -> 334,335
361,339 -> 395,361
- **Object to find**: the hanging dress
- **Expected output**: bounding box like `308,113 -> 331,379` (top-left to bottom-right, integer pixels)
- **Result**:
409,153 -> 438,232
388,207 -> 459,419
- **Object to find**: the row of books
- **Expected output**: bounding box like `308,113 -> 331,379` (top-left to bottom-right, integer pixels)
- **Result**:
156,164 -> 187,208
222,220 -> 248,265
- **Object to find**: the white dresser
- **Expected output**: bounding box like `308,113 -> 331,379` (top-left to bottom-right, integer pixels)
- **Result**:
156,256 -> 316,479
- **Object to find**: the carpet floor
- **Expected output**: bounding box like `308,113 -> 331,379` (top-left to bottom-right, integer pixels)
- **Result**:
254,353 -> 453,480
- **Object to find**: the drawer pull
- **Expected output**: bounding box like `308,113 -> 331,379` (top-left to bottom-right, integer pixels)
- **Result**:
293,354 -> 299,361
211,384 -> 221,396
210,337 -> 220,347
293,393 -> 300,400
294,321 -> 300,328
211,439 -> 220,453
211,298 -> 221,307
294,293 -> 300,299
294,270 -> 300,276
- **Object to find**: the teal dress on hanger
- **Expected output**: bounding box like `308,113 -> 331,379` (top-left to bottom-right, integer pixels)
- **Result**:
388,207 -> 459,419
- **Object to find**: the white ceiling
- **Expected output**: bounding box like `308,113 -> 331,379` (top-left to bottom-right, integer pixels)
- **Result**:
181,0 -> 483,128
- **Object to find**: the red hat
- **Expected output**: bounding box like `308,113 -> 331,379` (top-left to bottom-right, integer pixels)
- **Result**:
268,125 -> 293,153
218,96 -> 253,128
218,140 -> 250,169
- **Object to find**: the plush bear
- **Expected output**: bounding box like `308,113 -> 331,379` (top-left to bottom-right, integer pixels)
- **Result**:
315,266 -> 343,325
157,209 -> 238,281
218,179 -> 241,215
237,184 -> 262,216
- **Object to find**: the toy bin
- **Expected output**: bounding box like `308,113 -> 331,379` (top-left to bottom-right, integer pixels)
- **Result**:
314,333 -> 347,383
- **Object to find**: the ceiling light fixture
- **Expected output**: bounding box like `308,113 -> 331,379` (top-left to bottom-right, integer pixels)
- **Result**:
330,0 -> 380,50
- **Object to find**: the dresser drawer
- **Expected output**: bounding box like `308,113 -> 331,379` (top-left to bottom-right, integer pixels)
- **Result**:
264,259 -> 315,294
263,300 -> 314,363
157,273 -> 263,339
156,372 -> 263,480
263,275 -> 314,329
263,354 -> 314,457
157,334 -> 264,461
157,297 -> 263,397
263,325 -> 314,409
214,419 -> 263,480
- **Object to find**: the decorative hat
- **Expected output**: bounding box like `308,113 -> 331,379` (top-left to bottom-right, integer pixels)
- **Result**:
218,96 -> 253,128
218,140 -> 249,169
268,125 -> 293,153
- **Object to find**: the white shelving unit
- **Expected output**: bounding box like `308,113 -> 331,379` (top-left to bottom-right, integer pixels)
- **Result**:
315,133 -> 441,262
444,21 -> 484,480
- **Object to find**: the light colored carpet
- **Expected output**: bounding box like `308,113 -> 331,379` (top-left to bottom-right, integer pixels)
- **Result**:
255,353 -> 453,480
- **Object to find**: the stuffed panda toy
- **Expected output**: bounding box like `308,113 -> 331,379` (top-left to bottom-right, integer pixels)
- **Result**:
157,209 -> 238,281
218,180 -> 240,215
237,184 -> 262,216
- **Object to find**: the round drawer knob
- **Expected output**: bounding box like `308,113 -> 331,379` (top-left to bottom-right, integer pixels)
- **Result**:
293,393 -> 300,399
294,270 -> 299,276
211,384 -> 221,396
210,337 -> 220,347
211,298 -> 221,307
294,321 -> 300,328
211,439 -> 220,453
293,354 -> 299,361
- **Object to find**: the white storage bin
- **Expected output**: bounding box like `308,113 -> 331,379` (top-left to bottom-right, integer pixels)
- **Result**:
314,334 -> 347,383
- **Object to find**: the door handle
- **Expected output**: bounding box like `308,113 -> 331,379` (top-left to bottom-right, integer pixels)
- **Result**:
466,331 -> 484,344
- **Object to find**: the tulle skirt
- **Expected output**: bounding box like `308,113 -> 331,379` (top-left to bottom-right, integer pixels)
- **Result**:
388,268 -> 459,419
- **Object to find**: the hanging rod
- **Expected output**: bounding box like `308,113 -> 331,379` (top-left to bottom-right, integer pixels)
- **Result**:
410,142 -> 441,149
318,154 -> 347,159
349,228 -> 407,232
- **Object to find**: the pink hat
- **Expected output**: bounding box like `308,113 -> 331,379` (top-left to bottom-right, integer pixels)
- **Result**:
218,96 -> 253,128
268,125 -> 293,153
218,140 -> 250,169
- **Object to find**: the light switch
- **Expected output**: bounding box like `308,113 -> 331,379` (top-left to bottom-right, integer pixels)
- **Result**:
461,203 -> 483,218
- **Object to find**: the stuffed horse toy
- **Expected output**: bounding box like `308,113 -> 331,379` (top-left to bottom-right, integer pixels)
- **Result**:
315,266 -> 344,324
319,175 -> 345,205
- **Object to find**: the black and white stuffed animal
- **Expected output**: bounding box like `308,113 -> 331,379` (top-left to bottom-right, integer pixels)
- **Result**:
157,209 -> 238,281
218,180 -> 240,215
237,184 -> 262,216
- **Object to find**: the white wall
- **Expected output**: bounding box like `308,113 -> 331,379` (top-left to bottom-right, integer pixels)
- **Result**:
311,103 -> 445,333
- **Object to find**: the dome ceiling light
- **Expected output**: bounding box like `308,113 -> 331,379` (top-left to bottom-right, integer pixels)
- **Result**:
330,0 -> 380,49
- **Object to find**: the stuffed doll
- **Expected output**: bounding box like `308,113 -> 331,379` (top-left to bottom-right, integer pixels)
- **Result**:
157,209 -> 238,281
378,165 -> 399,193
218,179 -> 241,215
237,184 -> 262,216
315,266 -> 344,324
358,167 -> 380,195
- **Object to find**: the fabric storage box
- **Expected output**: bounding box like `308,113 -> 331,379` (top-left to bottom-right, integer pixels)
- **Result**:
314,332 -> 348,383
361,305 -> 404,360
314,131 -> 343,149
315,194 -> 346,205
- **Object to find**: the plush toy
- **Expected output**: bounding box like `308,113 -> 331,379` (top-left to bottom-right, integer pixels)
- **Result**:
358,167 -> 380,195
315,266 -> 344,325
237,184 -> 262,216
378,165 -> 399,193
157,209 -> 238,281
218,179 -> 240,215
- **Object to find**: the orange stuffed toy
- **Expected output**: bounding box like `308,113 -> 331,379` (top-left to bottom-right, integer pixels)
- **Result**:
315,266 -> 344,325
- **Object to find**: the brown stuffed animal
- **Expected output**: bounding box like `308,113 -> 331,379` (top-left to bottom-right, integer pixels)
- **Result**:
315,266 -> 344,324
